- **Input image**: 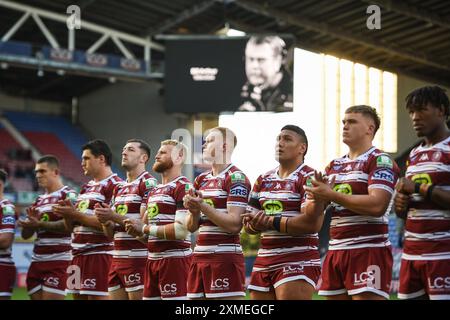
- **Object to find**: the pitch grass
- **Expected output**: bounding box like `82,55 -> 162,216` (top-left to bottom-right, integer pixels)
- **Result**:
12,287 -> 398,300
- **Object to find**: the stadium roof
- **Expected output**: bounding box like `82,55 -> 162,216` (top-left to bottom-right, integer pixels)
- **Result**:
1,0 -> 449,101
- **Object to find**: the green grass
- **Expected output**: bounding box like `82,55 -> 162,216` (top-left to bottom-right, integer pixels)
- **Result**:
12,287 -> 73,300
12,287 -> 397,300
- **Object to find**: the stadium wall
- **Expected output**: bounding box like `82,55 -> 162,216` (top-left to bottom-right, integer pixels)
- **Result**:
77,81 -> 193,180
396,75 -> 450,158
0,92 -> 69,115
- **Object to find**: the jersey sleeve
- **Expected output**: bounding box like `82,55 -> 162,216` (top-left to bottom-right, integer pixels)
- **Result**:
225,171 -> 251,209
368,154 -> 399,194
104,180 -> 120,205
298,170 -> 315,208
62,189 -> 78,205
0,203 -> 16,234
140,177 -> 157,211
247,175 -> 262,210
174,181 -> 191,211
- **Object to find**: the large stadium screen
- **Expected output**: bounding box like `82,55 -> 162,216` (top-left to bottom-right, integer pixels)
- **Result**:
164,34 -> 295,113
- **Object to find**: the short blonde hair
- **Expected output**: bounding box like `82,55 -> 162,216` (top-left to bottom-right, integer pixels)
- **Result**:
210,127 -> 237,151
161,139 -> 187,161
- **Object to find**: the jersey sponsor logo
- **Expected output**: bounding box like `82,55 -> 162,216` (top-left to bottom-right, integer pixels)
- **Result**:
412,173 -> 432,185
147,203 -> 159,219
376,155 -> 393,169
116,204 -> 128,216
210,278 -> 230,290
419,153 -> 429,161
333,183 -> 352,195
428,276 -> 450,289
145,179 -> 157,189
1,216 -> 15,225
203,198 -> 215,208
372,169 -> 394,183
40,213 -> 50,222
229,184 -> 248,198
67,192 -> 78,204
231,172 -> 245,183
432,151 -> 442,162
3,206 -> 14,215
353,265 -> 381,289
160,283 -> 177,295
78,199 -> 89,213
184,183 -> 193,192
262,200 -> 283,215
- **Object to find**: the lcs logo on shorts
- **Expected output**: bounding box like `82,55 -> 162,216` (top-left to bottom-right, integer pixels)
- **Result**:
428,276 -> 450,289
353,265 -> 381,289
262,200 -> 283,215
210,278 -> 230,290
372,170 -> 394,183
116,204 -> 128,215
45,277 -> 60,287
333,184 -> 352,195
160,283 -> 177,295
147,203 -> 159,219
229,184 -> 248,198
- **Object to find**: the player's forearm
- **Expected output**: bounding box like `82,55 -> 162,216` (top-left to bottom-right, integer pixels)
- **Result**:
21,227 -> 35,240
144,222 -> 188,241
73,212 -> 103,230
330,192 -> 389,217
0,233 -> 14,249
186,211 -> 200,232
287,201 -> 326,235
430,187 -> 450,209
111,213 -> 126,226
102,224 -> 115,239
200,203 -> 242,234
63,217 -> 75,232
39,220 -> 68,233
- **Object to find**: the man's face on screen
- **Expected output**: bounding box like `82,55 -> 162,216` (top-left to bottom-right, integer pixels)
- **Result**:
245,42 -> 282,89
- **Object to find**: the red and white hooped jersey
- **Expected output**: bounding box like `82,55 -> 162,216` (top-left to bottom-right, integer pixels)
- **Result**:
111,171 -> 157,259
193,164 -> 251,257
72,174 -> 122,256
0,199 -> 16,265
146,176 -> 192,260
248,164 -> 320,272
403,136 -> 450,260
30,186 -> 77,262
325,146 -> 399,250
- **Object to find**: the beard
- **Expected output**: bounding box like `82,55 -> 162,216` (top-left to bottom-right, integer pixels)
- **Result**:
152,159 -> 173,173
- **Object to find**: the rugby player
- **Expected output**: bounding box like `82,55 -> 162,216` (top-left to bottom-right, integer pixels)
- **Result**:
394,86 -> 450,300
94,139 -> 157,300
54,140 -> 121,300
125,140 -> 192,300
19,156 -> 77,300
183,127 -> 251,300
307,105 -> 399,300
